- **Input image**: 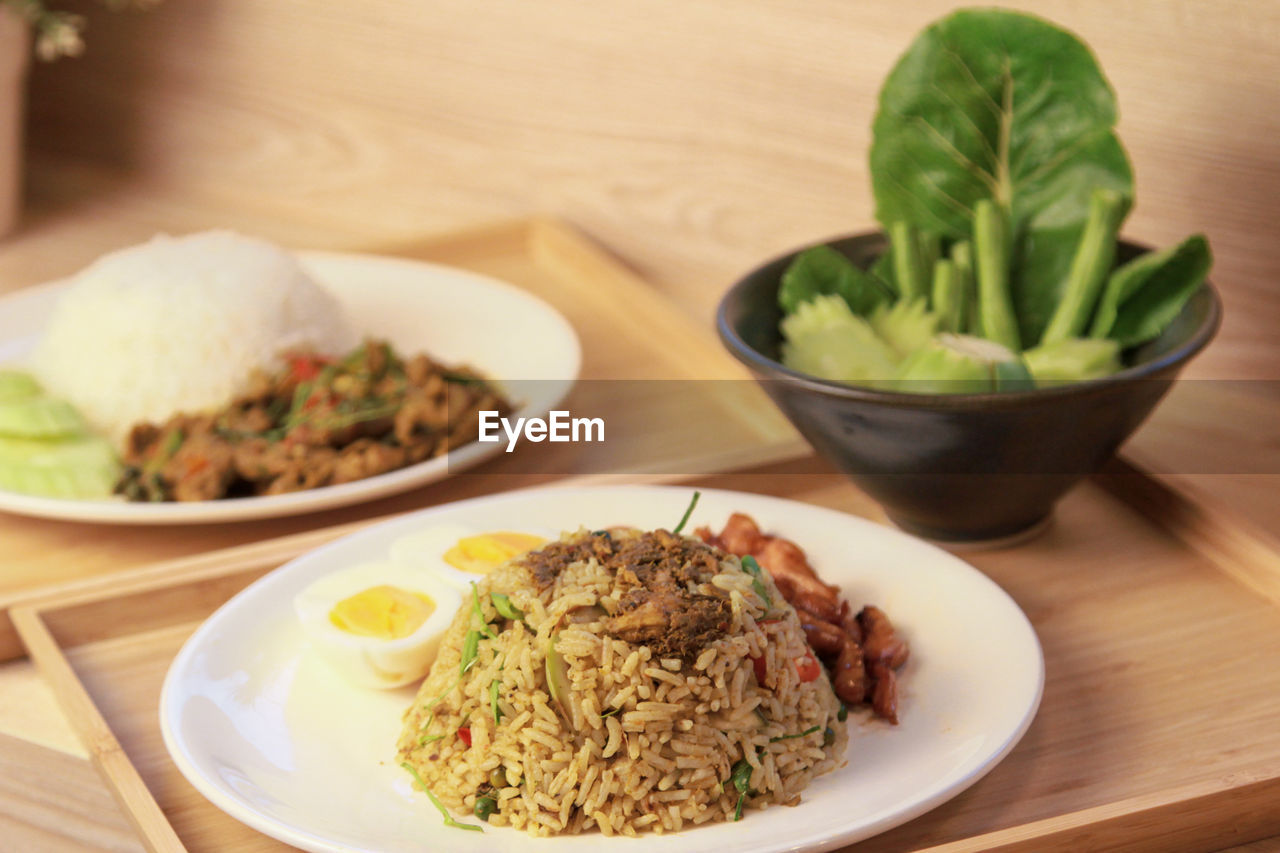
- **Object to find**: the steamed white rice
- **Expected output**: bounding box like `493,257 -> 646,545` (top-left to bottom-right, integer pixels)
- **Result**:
29,231 -> 356,442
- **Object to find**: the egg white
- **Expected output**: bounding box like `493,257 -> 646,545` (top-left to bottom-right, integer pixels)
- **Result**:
293,561 -> 462,689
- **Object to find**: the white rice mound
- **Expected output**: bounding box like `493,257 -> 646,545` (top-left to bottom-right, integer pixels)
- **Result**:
29,231 -> 356,442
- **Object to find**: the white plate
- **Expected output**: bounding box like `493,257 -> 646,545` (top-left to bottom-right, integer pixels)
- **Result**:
0,251 -> 580,523
160,485 -> 1044,853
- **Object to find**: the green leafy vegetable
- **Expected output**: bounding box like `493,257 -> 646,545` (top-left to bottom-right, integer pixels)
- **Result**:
773,7 -> 1211,393
545,633 -> 571,722
460,630 -> 480,675
769,725 -> 821,743
740,555 -> 772,607
870,8 -> 1134,346
1040,187 -> 1130,345
401,762 -> 484,832
729,758 -> 754,821
888,221 -> 929,303
778,245 -> 893,317
1090,234 -> 1212,346
930,260 -> 962,333
972,199 -> 1021,351
490,592 -> 524,622
672,490 -> 701,535
949,240 -> 977,334
471,583 -> 497,639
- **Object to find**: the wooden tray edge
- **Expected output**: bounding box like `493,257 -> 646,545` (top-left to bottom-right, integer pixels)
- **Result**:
1096,456 -> 1280,609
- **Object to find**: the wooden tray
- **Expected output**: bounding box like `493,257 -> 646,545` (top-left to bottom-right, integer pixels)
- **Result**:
4,459 -> 1280,852
0,216 -> 805,595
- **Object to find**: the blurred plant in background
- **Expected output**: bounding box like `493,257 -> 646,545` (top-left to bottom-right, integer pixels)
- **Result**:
2,0 -> 160,60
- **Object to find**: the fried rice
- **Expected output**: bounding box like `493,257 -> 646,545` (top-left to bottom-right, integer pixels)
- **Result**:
395,526 -> 847,837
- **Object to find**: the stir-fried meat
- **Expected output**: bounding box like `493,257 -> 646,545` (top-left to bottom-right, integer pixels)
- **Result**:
520,529 -> 731,663
859,605 -> 909,670
115,339 -> 511,501
697,513 -> 909,724
609,589 -> 729,662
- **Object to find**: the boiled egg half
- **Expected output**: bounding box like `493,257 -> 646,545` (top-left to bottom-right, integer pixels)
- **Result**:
293,561 -> 461,688
389,523 -> 550,588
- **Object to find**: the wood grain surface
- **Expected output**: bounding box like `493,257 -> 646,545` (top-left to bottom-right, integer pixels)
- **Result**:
11,462 -> 1280,852
0,219 -> 803,596
18,0 -> 1280,384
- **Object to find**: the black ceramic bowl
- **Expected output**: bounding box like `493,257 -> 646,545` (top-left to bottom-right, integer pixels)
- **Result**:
717,232 -> 1221,543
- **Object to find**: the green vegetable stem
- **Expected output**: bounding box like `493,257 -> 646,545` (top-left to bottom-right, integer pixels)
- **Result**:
972,200 -> 1021,352
1040,188 -> 1129,345
930,259 -> 962,333
889,221 -> 929,304
948,240 -> 975,334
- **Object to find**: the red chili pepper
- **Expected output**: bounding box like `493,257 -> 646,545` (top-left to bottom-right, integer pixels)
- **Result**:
750,654 -> 767,685
288,354 -> 322,381
458,727 -> 472,747
796,651 -> 822,683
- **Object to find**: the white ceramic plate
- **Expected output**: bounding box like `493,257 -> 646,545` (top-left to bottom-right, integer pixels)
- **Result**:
0,251 -> 580,523
160,485 -> 1044,853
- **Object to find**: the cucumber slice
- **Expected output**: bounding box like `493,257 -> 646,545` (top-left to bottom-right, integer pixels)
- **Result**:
781,295 -> 900,386
0,434 -> 120,498
0,433 -> 115,466
870,298 -> 940,359
0,370 -> 40,404
1023,338 -> 1121,384
894,333 -> 1034,394
0,396 -> 87,438
0,460 -> 119,499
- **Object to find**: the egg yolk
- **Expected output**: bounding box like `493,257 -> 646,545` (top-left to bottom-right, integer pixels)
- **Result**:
444,532 -> 547,574
329,585 -> 436,639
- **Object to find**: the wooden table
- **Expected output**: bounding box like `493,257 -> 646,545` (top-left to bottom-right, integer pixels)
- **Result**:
0,185 -> 1277,851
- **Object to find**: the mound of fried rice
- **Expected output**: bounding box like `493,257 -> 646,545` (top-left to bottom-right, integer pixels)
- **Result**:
396,527 -> 847,837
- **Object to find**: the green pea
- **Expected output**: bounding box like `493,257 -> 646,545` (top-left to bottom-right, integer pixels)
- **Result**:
474,795 -> 498,822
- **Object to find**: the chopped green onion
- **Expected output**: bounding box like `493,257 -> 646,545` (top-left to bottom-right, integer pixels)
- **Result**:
672,490 -> 701,535
490,679 -> 502,726
491,592 -> 524,622
283,380 -> 314,428
769,725 -> 821,743
418,733 -> 445,745
600,707 -> 621,718
740,555 -> 772,607
728,757 -> 754,820
471,584 -> 497,639
460,631 -> 479,675
400,762 -> 483,832
441,371 -> 485,387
